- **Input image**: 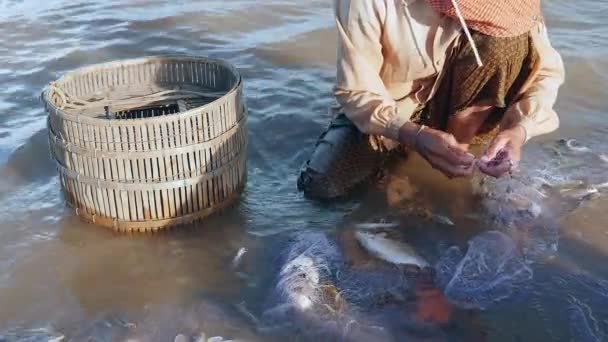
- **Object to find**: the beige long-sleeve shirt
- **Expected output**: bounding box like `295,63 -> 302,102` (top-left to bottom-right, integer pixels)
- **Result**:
333,0 -> 565,148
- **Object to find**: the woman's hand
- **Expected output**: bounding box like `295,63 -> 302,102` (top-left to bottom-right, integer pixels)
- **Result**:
478,125 -> 526,178
399,123 -> 476,179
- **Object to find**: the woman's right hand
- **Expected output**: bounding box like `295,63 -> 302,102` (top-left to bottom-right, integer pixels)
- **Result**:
399,123 -> 476,179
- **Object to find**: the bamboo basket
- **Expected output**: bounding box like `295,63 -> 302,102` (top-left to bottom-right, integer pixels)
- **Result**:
42,56 -> 247,232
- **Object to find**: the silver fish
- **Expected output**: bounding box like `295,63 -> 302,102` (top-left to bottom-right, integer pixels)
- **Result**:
600,154 -> 608,164
354,222 -> 400,230
231,247 -> 247,269
432,214 -> 455,226
560,186 -> 599,200
174,334 -> 188,342
277,255 -> 320,310
355,231 -> 429,268
0,327 -> 65,342
594,182 -> 608,190
531,176 -> 584,189
194,333 -> 207,342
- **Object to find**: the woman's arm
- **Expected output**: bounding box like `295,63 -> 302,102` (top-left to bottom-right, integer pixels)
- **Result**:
500,20 -> 566,142
479,20 -> 565,178
333,0 -> 475,178
333,0 -> 411,141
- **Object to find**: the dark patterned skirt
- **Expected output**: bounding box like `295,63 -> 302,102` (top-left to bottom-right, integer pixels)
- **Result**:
412,30 -> 539,145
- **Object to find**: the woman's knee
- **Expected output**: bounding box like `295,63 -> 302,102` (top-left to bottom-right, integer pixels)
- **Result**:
297,114 -> 386,199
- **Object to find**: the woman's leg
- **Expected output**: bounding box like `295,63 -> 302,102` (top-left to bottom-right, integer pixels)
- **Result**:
446,100 -> 495,150
297,114 -> 388,200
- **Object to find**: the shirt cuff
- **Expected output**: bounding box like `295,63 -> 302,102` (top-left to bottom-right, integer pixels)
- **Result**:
385,106 -> 411,141
518,116 -> 535,143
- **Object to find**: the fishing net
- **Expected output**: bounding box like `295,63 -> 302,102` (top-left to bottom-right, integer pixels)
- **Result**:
567,296 -> 604,342
553,273 -> 608,342
472,170 -> 561,261
335,266 -> 411,310
260,231 -> 345,333
435,231 -> 533,310
260,231 -> 416,341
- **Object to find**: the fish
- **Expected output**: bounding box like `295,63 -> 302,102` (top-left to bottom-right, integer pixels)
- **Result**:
0,327 -> 65,342
355,231 -> 429,268
560,186 -> 599,200
231,247 -> 247,269
174,334 -> 188,342
594,182 -> 608,190
170,332 -> 233,342
531,176 -> 584,190
271,232 -> 341,314
354,222 -> 400,230
600,154 -> 608,164
277,255 -> 319,310
432,214 -> 455,226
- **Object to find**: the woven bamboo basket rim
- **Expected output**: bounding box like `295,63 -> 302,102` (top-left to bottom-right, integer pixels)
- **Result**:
41,55 -> 243,127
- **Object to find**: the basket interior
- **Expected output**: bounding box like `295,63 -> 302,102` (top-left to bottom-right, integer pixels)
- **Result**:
113,102 -> 180,120
47,57 -> 239,120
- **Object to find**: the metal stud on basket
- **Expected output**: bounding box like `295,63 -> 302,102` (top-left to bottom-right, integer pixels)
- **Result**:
42,56 -> 247,232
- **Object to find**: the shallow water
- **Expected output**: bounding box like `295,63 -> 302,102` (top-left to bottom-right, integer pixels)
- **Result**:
1,0 -> 608,341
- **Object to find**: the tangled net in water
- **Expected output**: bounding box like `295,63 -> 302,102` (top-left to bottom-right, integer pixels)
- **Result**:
435,231 -> 533,310
260,231 -> 413,341
260,231 -> 349,335
567,296 -> 605,342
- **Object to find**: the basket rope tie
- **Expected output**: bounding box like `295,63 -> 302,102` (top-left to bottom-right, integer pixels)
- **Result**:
48,83 -> 225,114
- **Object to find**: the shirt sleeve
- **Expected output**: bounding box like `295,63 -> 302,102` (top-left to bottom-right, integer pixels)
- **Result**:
333,0 -> 412,141
501,20 -> 566,142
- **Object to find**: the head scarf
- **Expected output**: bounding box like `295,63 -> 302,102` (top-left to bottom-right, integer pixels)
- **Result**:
427,0 -> 542,37
425,0 -> 541,67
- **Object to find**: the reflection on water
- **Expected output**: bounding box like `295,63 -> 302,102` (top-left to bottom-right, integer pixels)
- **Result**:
1,0 -> 608,341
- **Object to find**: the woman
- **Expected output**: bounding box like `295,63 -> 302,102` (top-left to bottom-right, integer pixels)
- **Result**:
298,0 -> 565,199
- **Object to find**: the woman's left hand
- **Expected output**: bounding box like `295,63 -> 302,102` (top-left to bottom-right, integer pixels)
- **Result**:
478,125 -> 526,178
